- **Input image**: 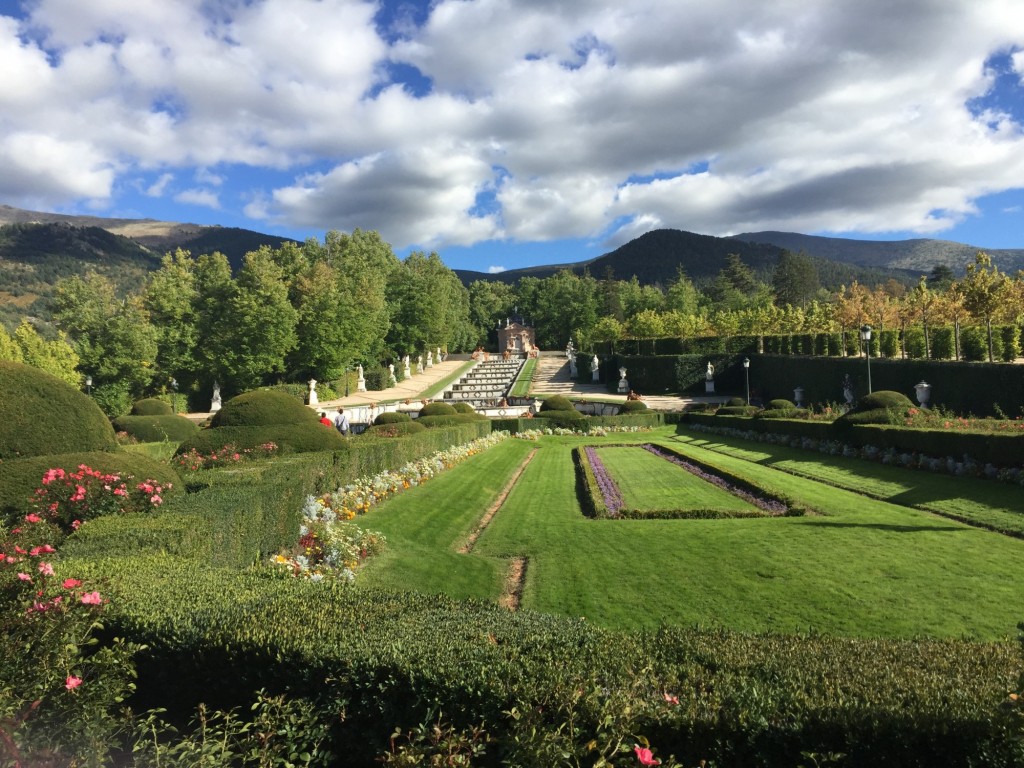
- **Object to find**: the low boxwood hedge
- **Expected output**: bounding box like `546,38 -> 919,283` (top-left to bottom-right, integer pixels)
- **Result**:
532,410 -> 585,428
417,413 -> 488,429
617,399 -> 648,413
539,394 -> 576,412
0,450 -> 181,521
452,402 -> 476,414
374,411 -> 412,425
112,415 -> 199,443
419,401 -> 458,417
364,421 -> 427,437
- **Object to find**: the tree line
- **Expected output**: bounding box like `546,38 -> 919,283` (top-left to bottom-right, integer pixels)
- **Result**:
3,228 -> 1021,414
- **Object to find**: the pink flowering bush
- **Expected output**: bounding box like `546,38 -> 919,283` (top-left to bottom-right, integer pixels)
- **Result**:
30,464 -> 171,533
0,514 -> 138,764
172,442 -> 279,472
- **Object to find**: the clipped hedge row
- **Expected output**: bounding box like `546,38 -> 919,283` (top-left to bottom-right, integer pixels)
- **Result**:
0,450 -> 181,520
112,415 -> 199,443
59,554 -> 1024,768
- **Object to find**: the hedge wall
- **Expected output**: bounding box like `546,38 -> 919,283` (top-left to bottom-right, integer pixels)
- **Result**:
112,415 -> 199,443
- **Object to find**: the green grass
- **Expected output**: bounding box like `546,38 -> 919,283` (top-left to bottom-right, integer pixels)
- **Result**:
358,427 -> 1024,639
674,429 -> 1024,536
508,357 -> 536,397
417,360 -> 477,400
121,441 -> 180,462
596,445 -> 757,513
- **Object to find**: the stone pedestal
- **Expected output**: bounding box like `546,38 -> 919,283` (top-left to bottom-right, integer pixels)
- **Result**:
617,367 -> 629,393
308,379 -> 319,406
705,380 -> 715,394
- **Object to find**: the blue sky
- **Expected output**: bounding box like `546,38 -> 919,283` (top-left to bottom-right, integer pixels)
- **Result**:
1,0 -> 1024,273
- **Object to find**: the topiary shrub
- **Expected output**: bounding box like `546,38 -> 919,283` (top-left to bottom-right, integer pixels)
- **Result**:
533,409 -> 585,427
374,411 -> 412,425
618,400 -> 648,413
364,421 -> 427,437
726,397 -> 746,407
0,451 -> 180,521
175,424 -> 346,456
210,390 -> 319,428
717,405 -> 760,416
419,401 -> 458,417
452,402 -> 476,414
831,390 -> 915,430
131,398 -> 173,416
112,415 -> 199,443
767,398 -> 796,410
0,361 -> 118,460
539,395 -> 576,412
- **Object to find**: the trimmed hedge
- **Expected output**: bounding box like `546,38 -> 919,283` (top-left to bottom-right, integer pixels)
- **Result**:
374,411 -> 412,425
416,413 -> 488,429
532,410 -> 585,427
0,360 -> 118,460
419,401 -> 458,417
0,450 -> 181,521
452,402 -> 477,414
131,398 -> 173,416
617,399 -> 648,413
539,394 -> 576,412
175,424 -> 348,456
364,421 -> 427,437
112,415 -> 199,443
210,390 -> 319,428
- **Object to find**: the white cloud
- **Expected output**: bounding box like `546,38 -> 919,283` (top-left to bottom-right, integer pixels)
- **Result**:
174,188 -> 220,209
487,265 -> 506,274
2,0 -> 1024,254
146,173 -> 174,197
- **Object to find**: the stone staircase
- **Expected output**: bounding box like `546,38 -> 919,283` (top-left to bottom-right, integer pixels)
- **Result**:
442,356 -> 526,408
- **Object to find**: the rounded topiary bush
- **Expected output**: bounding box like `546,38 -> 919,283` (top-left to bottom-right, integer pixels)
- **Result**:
364,421 -> 427,437
726,397 -> 746,407
452,402 -> 476,414
857,391 -> 914,411
131,397 -> 173,416
832,390 -> 915,429
374,411 -> 412,425
618,400 -> 648,413
175,424 -> 346,456
210,390 -> 319,428
420,401 -> 458,417
716,405 -> 760,416
0,361 -> 118,460
0,451 -> 181,520
534,409 -> 585,427
539,395 -> 576,412
112,415 -> 199,443
767,398 -> 796,410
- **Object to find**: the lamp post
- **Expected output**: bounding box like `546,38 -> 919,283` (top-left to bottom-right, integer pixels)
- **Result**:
85,375 -> 92,396
859,324 -> 873,394
743,357 -> 750,405
345,365 -> 350,398
170,377 -> 178,414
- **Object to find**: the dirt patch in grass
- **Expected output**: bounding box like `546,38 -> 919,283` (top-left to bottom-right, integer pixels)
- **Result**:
500,557 -> 527,611
458,447 -> 536,553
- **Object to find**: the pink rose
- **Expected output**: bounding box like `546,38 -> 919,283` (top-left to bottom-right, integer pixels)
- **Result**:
38,562 -> 54,576
80,591 -> 102,605
63,578 -> 82,589
634,745 -> 661,766
65,675 -> 82,690
24,513 -> 42,523
17,572 -> 31,582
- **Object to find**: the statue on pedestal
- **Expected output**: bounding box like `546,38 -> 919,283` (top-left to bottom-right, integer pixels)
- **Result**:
308,378 -> 319,406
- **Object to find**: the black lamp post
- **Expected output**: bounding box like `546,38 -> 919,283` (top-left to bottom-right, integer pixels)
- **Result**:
85,375 -> 92,396
859,324 -> 873,394
345,366 -> 350,398
743,357 -> 750,405
170,377 -> 178,414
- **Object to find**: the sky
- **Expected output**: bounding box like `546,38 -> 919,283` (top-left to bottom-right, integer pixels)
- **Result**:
2,1 -> 1024,274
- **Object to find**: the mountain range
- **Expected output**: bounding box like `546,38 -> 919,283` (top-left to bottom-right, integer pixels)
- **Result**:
2,203 -> 1022,329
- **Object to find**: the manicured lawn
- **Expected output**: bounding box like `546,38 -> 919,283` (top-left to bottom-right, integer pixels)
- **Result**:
358,427 -> 1024,640
596,445 -> 758,513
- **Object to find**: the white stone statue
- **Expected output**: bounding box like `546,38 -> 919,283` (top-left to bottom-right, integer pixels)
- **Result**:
308,378 -> 319,406
416,355 -> 424,374
706,362 -> 715,381
426,350 -> 433,368
402,355 -> 411,378
617,366 -> 629,393
356,364 -> 367,392
437,346 -> 443,362
591,354 -> 600,383
210,381 -> 222,412
388,363 -> 397,386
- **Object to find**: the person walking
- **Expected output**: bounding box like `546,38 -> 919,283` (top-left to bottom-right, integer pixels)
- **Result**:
318,411 -> 333,427
334,408 -> 350,436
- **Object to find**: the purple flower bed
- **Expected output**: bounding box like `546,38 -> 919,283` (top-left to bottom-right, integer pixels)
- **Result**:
641,444 -> 789,516
584,446 -> 625,518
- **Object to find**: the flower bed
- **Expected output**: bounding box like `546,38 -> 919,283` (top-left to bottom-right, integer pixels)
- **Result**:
269,431 -> 509,580
573,443 -> 806,520
172,442 -> 279,472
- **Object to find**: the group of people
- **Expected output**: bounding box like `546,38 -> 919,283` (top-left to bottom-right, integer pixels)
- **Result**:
319,409 -> 349,435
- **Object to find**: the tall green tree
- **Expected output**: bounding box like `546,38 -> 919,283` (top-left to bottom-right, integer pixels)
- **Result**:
468,280 -> 516,346
332,230 -> 398,365
288,260 -> 347,380
143,249 -> 200,390
193,252 -> 237,391
13,320 -> 80,385
387,252 -> 472,356
530,269 -> 599,349
772,250 -> 820,308
664,267 -> 701,316
960,252 -> 1009,362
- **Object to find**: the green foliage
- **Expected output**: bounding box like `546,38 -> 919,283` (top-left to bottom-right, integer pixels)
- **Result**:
539,394 -> 576,412
374,411 -> 412,425
717,405 -> 761,416
365,421 -> 427,437
727,397 -> 746,406
416,414 -> 487,429
362,366 -> 392,391
0,360 -> 118,461
618,399 -> 648,413
112,415 -> 199,443
419,401 -> 458,417
211,389 -> 319,428
0,450 -> 179,521
176,424 -> 346,456
533,410 -> 585,427
858,391 -> 915,411
131,397 -> 173,416
452,402 -> 476,414
767,398 -> 796,410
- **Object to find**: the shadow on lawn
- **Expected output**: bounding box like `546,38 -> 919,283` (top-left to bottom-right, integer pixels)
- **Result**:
790,519 -> 967,533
